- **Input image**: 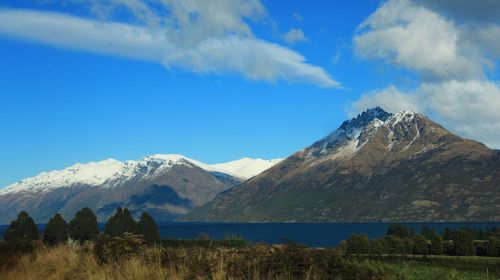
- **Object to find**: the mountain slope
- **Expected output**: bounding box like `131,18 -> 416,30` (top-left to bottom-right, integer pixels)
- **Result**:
0,155 -> 280,223
182,108 -> 500,222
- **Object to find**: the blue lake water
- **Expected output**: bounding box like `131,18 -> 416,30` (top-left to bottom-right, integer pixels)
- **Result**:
1,222 -> 499,247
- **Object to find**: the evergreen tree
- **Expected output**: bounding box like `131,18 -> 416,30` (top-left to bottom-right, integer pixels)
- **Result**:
386,224 -> 414,238
68,207 -> 99,243
413,235 -> 428,255
443,228 -> 455,240
384,235 -> 405,254
430,235 -> 444,255
403,238 -> 414,255
3,211 -> 39,242
347,234 -> 370,254
453,229 -> 474,256
487,236 -> 500,257
421,226 -> 436,239
43,213 -> 68,246
135,212 -> 160,245
105,207 -> 136,236
369,239 -> 386,255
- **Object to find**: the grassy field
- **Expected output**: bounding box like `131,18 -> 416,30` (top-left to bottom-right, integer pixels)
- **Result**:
1,241 -> 499,279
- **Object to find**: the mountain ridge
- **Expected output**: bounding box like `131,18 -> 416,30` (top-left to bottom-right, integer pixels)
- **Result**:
0,154 -> 282,223
1,154 -> 283,195
182,107 -> 500,222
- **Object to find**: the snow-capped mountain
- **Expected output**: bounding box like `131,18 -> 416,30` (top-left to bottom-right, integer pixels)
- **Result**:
183,107 -> 500,222
1,155 -> 282,195
0,154 -> 281,223
201,158 -> 283,180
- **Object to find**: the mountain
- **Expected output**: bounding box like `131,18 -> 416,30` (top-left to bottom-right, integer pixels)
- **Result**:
0,155 -> 281,223
182,107 -> 500,222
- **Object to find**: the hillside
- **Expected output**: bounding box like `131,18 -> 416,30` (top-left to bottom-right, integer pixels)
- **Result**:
182,108 -> 500,222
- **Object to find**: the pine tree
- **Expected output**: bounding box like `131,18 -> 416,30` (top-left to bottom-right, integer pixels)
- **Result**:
68,207 -> 99,243
134,212 -> 160,245
386,224 -> 414,238
487,236 -> 500,257
403,238 -> 414,255
43,213 -> 68,246
430,235 -> 444,255
413,235 -> 428,255
3,211 -> 39,242
421,226 -> 436,239
104,207 -> 136,236
384,235 -> 405,254
347,234 -> 371,254
453,229 -> 474,256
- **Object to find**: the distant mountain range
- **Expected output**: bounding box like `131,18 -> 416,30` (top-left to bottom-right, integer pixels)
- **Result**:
182,108 -> 500,222
0,155 -> 282,223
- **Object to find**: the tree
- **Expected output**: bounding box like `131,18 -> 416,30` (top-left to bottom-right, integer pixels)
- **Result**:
443,228 -> 456,240
3,211 -> 39,242
69,207 -> 99,243
386,224 -> 414,238
421,226 -> 436,240
453,229 -> 474,256
384,235 -> 405,254
487,236 -> 500,257
430,235 -> 444,255
413,235 -> 428,255
403,238 -> 414,255
369,239 -> 386,255
105,207 -> 136,236
134,212 -> 160,245
347,234 -> 370,254
43,213 -> 68,246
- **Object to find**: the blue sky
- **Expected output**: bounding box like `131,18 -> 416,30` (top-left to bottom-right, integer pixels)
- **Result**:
1,0 -> 499,187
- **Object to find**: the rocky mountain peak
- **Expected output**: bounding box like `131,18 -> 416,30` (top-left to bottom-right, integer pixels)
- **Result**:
339,107 -> 392,132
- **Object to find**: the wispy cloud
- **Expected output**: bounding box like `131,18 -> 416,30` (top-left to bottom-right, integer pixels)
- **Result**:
0,1 -> 340,88
283,28 -> 308,44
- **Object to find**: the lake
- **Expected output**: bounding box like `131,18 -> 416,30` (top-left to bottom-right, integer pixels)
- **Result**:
1,222 -> 499,247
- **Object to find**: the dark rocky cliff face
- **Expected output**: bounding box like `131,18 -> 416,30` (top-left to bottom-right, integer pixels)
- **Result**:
182,108 -> 500,222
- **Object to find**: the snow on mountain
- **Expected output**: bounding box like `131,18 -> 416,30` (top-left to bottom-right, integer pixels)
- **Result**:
306,107 -> 420,160
209,158 -> 283,179
0,154 -> 282,195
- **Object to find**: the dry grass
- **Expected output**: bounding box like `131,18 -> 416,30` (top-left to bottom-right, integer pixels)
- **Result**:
1,244 -> 183,280
0,241 -> 394,280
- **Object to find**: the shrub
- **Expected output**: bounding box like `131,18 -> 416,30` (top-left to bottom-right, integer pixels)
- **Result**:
94,233 -> 145,263
3,211 -> 38,242
43,213 -> 68,246
68,207 -> 99,243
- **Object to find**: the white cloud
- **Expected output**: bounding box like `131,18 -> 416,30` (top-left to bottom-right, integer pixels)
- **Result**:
293,13 -> 303,22
354,0 -> 485,80
283,28 -> 308,44
164,36 -> 337,87
352,85 -> 423,114
0,2 -> 339,88
352,0 -> 500,148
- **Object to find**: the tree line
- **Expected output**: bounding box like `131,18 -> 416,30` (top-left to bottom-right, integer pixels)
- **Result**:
2,207 -> 160,246
345,224 -> 500,257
